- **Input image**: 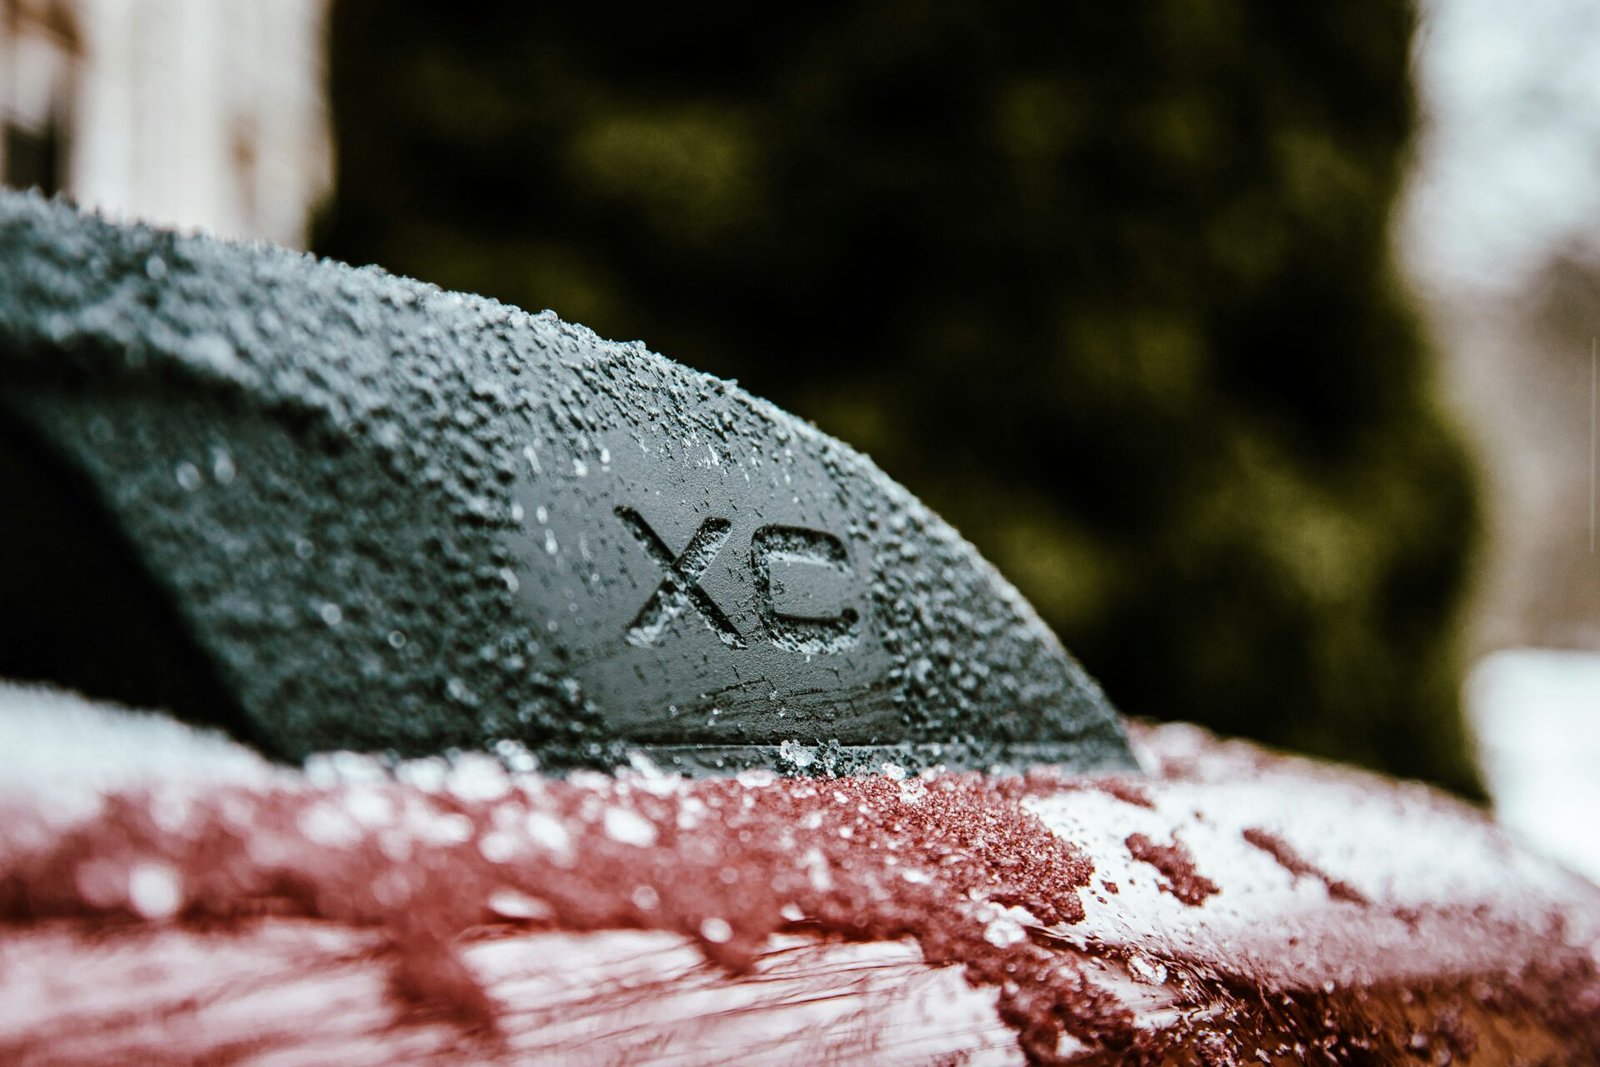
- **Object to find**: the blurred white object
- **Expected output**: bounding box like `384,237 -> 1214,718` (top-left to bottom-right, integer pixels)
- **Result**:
0,0 -> 331,248
1402,0 -> 1600,658
1403,0 -> 1600,295
1468,648 -> 1600,882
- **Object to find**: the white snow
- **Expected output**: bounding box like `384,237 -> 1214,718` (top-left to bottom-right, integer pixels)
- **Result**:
1467,647 -> 1600,882
0,682 -> 281,823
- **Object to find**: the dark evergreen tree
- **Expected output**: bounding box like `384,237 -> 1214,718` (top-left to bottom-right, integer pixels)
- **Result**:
317,0 -> 1482,793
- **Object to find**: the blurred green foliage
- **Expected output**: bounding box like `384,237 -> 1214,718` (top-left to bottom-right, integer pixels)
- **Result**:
317,0 -> 1482,794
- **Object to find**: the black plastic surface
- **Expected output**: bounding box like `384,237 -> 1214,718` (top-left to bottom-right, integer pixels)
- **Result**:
0,192 -> 1133,775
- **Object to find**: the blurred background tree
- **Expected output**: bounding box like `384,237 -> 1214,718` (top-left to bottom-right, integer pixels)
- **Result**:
316,0 -> 1482,794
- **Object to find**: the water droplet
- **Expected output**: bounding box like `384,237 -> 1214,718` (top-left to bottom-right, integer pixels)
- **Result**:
318,602 -> 343,627
983,916 -> 1026,948
174,462 -> 202,492
699,917 -> 733,944
626,751 -> 664,777
525,811 -> 574,865
544,529 -> 559,555
210,447 -> 236,485
128,862 -> 182,920
488,889 -> 553,920
387,629 -> 408,649
778,739 -> 816,769
1127,953 -> 1169,985
535,505 -> 549,523
801,848 -> 833,891
493,738 -> 538,773
418,811 -> 473,846
298,803 -> 361,847
478,831 -> 517,863
144,254 -> 167,280
395,757 -> 448,793
603,806 -> 658,847
344,788 -> 393,827
446,753 -> 511,801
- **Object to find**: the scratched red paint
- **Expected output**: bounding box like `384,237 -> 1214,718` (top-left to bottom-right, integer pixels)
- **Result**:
1123,832 -> 1220,906
1241,826 -> 1369,905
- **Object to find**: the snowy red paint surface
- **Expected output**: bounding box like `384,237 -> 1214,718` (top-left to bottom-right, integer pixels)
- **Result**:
3,690 -> 1600,1064
1,750 -> 1106,1055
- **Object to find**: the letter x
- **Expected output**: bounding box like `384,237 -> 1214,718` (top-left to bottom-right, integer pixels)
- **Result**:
615,507 -> 745,649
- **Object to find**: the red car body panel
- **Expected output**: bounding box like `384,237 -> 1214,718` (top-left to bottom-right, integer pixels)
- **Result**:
2,687 -> 1596,1064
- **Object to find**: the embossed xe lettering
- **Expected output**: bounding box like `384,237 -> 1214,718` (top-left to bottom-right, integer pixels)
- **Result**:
750,525 -> 862,654
615,507 -> 745,649
616,509 -> 863,654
